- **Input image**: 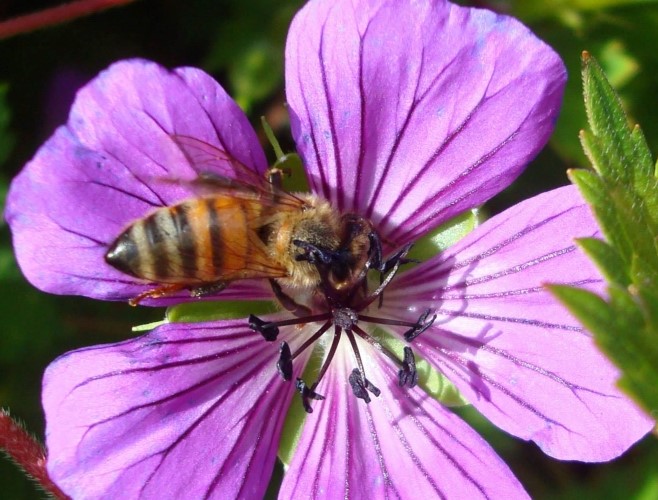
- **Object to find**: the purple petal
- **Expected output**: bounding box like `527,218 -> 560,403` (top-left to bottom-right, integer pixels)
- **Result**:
285,0 -> 566,246
6,59 -> 268,302
386,186 -> 654,461
280,337 -> 527,498
43,318 -> 307,499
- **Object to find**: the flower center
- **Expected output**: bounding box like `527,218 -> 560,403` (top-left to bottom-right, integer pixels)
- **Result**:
248,240 -> 436,413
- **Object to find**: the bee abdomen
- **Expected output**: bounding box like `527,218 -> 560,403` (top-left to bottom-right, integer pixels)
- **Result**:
105,197 -> 249,283
105,208 -> 181,281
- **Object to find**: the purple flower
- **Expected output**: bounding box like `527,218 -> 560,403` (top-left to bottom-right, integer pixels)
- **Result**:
6,0 -> 653,498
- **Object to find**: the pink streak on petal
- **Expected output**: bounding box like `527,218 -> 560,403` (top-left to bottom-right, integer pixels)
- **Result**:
285,0 -> 565,245
43,318 -> 306,499
386,186 -> 654,461
281,338 -> 528,499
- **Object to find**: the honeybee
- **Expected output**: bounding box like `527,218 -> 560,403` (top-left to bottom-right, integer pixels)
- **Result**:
105,135 -> 380,307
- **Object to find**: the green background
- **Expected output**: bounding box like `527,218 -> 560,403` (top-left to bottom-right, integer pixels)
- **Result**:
0,0 -> 656,497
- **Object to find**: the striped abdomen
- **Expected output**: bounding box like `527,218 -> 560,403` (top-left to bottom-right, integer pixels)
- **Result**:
105,196 -> 258,284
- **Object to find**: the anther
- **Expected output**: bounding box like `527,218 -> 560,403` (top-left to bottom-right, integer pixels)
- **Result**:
296,378 -> 325,413
403,309 -> 437,342
277,342 -> 293,381
248,314 -> 279,341
398,346 -> 419,388
348,369 -> 381,403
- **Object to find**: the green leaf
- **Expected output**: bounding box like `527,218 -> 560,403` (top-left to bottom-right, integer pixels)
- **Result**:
576,237 -> 629,285
553,52 -> 658,416
166,300 -> 278,323
406,208 -> 481,263
581,51 -> 654,187
568,168 -> 634,262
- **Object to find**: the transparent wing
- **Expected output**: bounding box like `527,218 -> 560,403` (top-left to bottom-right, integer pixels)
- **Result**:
171,134 -> 307,210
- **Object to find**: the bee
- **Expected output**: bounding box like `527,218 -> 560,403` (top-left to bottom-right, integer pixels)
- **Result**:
105,135 -> 380,307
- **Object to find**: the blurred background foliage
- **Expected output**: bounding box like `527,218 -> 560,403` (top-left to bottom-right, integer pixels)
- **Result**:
0,0 -> 656,497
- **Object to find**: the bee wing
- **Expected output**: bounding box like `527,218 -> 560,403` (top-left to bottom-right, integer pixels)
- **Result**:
171,134 -> 307,210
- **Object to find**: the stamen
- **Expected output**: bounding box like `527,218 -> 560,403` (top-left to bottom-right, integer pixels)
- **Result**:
295,379 -> 325,413
248,312 -> 331,341
398,346 -> 418,388
403,309 -> 437,341
345,329 -> 380,402
296,326 -> 342,413
248,315 -> 279,341
348,369 -> 381,403
290,321 -> 332,361
357,309 -> 436,341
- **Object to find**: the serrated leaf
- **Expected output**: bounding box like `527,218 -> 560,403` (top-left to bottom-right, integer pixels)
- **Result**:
582,52 -> 654,185
576,237 -> 630,285
551,283 -> 658,415
568,168 -> 634,262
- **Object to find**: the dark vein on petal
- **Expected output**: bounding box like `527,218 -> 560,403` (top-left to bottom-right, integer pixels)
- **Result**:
399,206 -> 588,286
313,380 -> 339,497
318,18 -> 344,210
353,17 -> 368,212
436,279 -> 599,300
53,270 -> 138,285
438,246 -> 578,292
129,357 -> 274,495
77,346 -> 272,448
209,375 -> 286,499
101,149 -> 168,207
367,41 -> 455,219
443,332 -> 618,399
296,42 -> 330,201
384,403 -> 446,498
436,308 -> 582,331
388,128 -> 520,242
438,350 -> 572,433
86,179 -> 162,208
71,337 -> 263,391
50,220 -> 108,246
364,403 -> 401,499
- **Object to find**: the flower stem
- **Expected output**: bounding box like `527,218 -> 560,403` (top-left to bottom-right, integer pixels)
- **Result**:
0,0 -> 137,40
0,410 -> 68,499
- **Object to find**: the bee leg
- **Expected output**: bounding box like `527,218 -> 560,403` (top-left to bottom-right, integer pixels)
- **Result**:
269,279 -> 311,317
292,240 -> 345,266
128,284 -> 188,306
265,166 -> 286,190
367,231 -> 384,271
190,281 -> 229,298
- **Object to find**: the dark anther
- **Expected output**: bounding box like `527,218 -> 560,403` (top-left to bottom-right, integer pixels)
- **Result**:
333,308 -> 358,331
348,369 -> 381,403
403,309 -> 437,342
292,240 -> 345,266
248,314 -> 279,341
296,378 -> 325,413
398,346 -> 419,388
276,342 -> 293,381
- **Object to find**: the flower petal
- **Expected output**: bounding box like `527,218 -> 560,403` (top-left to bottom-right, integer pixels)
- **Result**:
6,59 -> 268,303
280,337 -> 527,498
285,0 -> 566,245
387,186 -> 654,461
43,318 -> 306,499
